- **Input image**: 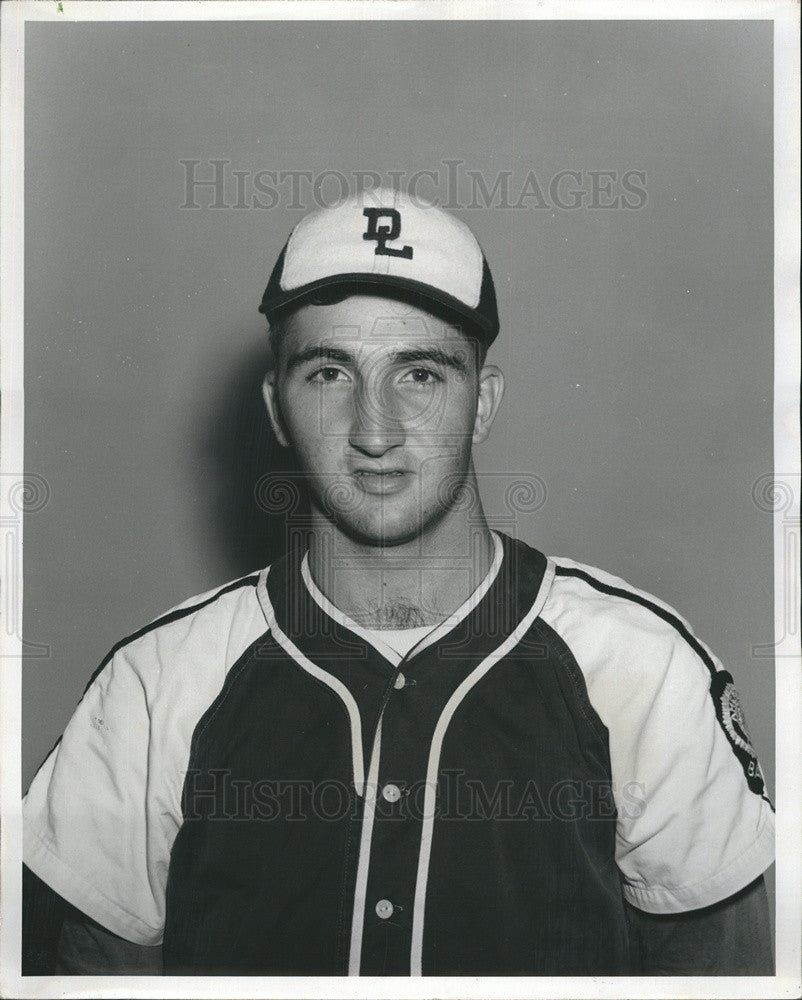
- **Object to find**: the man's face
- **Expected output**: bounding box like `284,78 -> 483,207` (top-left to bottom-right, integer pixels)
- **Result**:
263,295 -> 503,547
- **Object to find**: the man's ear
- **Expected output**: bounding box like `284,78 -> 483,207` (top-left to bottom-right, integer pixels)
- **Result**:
473,364 -> 505,445
261,372 -> 290,448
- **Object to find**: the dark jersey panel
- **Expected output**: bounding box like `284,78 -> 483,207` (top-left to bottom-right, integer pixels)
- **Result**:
163,634 -> 362,974
422,622 -> 630,975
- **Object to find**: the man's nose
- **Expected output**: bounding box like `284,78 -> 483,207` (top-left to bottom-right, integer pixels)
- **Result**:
348,382 -> 406,456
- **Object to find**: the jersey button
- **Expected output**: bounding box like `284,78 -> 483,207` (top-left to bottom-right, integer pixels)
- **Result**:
394,672 -> 406,690
375,899 -> 394,920
382,783 -> 401,803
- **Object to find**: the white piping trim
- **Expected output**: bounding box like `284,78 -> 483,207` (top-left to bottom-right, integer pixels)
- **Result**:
408,558 -> 557,975
257,567 -> 365,796
347,717 -> 384,975
406,530 -> 504,659
301,531 -> 504,666
301,554 -> 402,667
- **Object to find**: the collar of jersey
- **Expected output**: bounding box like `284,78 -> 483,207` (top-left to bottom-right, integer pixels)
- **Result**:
297,530 -> 505,667
259,531 -> 548,676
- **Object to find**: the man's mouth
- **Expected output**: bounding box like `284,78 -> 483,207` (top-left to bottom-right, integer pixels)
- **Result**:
351,469 -> 410,495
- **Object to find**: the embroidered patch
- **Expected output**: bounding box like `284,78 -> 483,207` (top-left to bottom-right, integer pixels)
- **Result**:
711,670 -> 765,795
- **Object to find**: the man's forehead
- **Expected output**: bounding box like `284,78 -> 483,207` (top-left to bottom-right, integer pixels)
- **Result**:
282,295 -> 467,343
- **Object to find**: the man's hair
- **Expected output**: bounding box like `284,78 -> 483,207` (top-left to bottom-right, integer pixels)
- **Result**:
266,290 -> 489,373
266,313 -> 290,370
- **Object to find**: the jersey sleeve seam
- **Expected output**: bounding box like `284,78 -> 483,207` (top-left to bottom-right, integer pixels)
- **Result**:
533,618 -> 609,746
192,653 -> 253,746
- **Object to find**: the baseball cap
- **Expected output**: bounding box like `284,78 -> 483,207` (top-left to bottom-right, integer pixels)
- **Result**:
259,188 -> 500,345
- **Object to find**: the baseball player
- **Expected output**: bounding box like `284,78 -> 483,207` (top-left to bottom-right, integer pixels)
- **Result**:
22,190 -> 774,976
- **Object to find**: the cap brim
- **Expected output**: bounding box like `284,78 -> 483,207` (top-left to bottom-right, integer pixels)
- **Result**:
259,272 -> 496,340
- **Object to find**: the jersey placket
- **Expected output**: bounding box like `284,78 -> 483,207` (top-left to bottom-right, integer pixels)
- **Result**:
347,536 -> 549,975
352,641 -> 478,975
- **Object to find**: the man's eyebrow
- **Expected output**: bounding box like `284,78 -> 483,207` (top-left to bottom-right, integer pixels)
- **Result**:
284,345 -> 357,374
391,348 -> 469,374
283,344 -> 470,376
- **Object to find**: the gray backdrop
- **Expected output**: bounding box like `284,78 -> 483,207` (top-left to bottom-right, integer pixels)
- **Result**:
22,19 -> 775,912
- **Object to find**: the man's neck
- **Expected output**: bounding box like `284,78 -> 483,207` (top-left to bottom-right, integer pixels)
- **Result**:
306,512 -> 497,630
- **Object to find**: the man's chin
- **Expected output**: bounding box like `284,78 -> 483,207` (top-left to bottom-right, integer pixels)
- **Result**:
336,519 -> 425,549
326,507 -> 445,549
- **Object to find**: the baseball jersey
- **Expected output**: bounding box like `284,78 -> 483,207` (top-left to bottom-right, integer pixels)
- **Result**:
23,532 -> 774,975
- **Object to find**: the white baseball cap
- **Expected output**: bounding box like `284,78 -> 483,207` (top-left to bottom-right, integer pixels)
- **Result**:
259,188 -> 500,345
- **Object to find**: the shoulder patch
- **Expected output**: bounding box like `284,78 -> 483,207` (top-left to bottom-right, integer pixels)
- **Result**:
710,670 -> 765,797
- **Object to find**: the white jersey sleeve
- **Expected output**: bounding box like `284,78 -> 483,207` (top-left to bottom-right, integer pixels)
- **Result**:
541,559 -> 774,914
22,573 -> 268,945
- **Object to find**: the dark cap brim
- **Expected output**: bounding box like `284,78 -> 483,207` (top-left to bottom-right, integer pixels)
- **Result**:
259,271 -> 499,345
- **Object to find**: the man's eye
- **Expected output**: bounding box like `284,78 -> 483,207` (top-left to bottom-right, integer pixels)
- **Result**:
308,366 -> 350,383
400,368 -> 443,385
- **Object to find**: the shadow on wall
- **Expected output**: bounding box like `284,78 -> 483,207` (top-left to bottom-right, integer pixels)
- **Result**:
196,335 -> 310,578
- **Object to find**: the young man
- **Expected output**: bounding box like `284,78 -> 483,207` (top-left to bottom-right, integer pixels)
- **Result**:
23,191 -> 774,976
